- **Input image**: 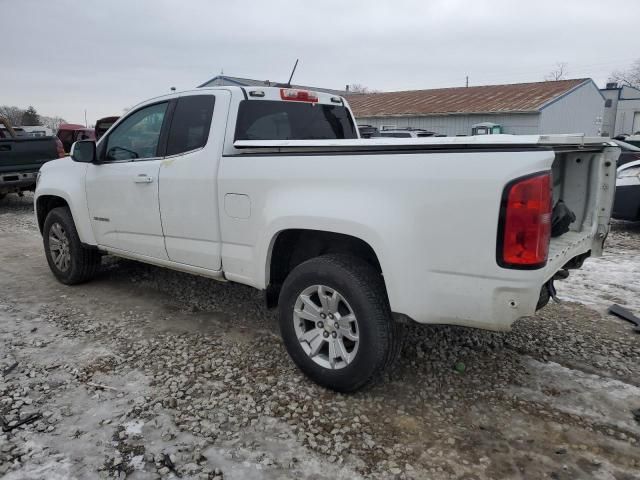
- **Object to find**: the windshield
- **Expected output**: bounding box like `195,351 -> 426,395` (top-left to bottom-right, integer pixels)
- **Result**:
235,100 -> 357,140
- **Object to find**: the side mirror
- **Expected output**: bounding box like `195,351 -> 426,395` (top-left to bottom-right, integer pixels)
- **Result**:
70,140 -> 96,163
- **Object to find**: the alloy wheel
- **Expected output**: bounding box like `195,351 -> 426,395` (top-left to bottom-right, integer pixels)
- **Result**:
49,222 -> 71,272
293,285 -> 360,370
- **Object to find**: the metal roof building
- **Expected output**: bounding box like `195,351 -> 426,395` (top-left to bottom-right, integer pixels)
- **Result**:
198,75 -> 347,96
347,79 -> 605,136
600,83 -> 640,137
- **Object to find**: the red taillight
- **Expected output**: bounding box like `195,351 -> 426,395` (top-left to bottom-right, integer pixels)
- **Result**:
497,172 -> 552,269
279,88 -> 319,103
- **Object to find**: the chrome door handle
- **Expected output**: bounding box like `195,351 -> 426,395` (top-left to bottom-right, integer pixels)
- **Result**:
133,174 -> 154,184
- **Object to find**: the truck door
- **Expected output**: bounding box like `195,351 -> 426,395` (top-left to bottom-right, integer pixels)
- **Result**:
158,92 -> 228,270
85,101 -> 170,259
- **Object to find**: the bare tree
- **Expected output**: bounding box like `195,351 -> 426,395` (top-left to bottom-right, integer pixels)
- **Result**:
40,115 -> 67,131
347,84 -> 378,94
545,62 -> 569,81
609,58 -> 640,89
0,105 -> 66,132
0,105 -> 25,125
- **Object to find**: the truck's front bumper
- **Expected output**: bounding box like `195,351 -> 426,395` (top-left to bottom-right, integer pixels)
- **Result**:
0,171 -> 38,193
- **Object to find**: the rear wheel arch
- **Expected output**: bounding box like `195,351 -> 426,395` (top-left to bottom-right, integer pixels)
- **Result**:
265,229 -> 386,308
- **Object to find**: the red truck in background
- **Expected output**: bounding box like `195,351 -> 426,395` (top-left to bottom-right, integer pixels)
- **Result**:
56,124 -> 95,153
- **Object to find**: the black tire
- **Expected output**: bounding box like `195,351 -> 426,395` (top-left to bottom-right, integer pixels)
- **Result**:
43,207 -> 101,285
278,254 -> 400,393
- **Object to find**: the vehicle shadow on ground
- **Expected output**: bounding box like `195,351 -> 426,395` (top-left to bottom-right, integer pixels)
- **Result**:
97,255 -> 541,392
97,252 -> 640,390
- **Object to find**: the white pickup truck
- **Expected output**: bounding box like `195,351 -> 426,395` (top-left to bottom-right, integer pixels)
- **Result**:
34,86 -> 619,392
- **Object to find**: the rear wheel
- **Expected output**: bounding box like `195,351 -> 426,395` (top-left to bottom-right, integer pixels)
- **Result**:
278,254 -> 400,392
43,207 -> 101,284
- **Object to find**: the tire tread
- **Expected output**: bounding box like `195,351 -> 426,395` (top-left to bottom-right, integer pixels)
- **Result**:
44,207 -> 100,284
279,253 -> 400,392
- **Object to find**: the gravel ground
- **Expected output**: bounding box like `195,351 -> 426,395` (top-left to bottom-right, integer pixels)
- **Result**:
1,193 -> 639,480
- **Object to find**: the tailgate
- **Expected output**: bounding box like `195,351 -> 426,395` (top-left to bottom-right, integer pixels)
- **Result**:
0,137 -> 59,174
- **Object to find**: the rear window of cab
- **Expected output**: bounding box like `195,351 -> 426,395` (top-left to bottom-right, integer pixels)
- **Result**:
234,100 -> 357,141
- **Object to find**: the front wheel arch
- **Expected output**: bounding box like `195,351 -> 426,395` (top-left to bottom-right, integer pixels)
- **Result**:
36,195 -> 70,234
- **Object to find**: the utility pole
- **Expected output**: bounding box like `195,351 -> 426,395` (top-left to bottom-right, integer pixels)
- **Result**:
84,109 -> 87,127
465,76 -> 469,88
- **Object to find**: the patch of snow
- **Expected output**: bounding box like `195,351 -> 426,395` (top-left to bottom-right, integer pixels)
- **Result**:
2,456 -> 75,480
557,236 -> 640,313
123,419 -> 144,436
129,454 -> 145,471
513,358 -> 640,436
203,416 -> 365,480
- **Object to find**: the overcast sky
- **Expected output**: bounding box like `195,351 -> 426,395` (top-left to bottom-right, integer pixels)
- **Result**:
3,0 -> 639,125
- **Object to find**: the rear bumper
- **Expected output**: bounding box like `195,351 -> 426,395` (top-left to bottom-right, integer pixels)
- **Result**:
612,185 -> 640,221
396,231 -> 596,332
0,171 -> 38,192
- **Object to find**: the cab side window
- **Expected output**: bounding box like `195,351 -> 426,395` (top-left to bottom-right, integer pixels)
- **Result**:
105,102 -> 168,161
166,95 -> 215,156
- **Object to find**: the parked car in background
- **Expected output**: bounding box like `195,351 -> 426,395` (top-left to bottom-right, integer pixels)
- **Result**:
1,126 -> 29,137
56,124 -> 95,153
0,116 -> 64,199
612,158 -> 640,221
624,135 -> 640,149
472,122 -> 504,135
357,124 -> 379,138
35,86 -> 618,392
612,139 -> 640,167
19,125 -> 54,137
95,116 -> 119,141
614,134 -> 640,149
378,127 -> 438,138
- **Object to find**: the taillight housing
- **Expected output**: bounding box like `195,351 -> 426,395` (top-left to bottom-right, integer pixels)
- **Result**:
279,88 -> 319,103
497,172 -> 552,269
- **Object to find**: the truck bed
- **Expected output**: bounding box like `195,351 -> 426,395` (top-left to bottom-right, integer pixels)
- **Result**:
1,136 -> 60,193
225,133 -> 619,330
0,136 -> 59,173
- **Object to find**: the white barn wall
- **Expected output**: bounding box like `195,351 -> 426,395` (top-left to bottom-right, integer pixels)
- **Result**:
355,113 -> 540,136
615,99 -> 640,135
539,82 -> 603,135
601,89 -> 619,137
614,87 -> 640,135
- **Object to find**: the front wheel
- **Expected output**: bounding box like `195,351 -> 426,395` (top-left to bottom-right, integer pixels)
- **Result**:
278,254 -> 400,392
43,207 -> 101,285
